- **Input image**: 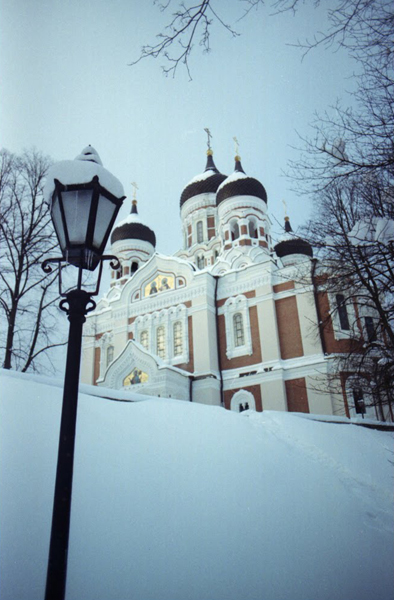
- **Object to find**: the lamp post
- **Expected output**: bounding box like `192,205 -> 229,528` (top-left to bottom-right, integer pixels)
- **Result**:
42,147 -> 125,600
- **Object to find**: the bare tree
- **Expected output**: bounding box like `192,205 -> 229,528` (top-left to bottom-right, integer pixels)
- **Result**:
306,175 -> 394,419
130,1 -> 393,80
0,148 -> 65,373
282,1 -> 394,419
129,0 -> 262,78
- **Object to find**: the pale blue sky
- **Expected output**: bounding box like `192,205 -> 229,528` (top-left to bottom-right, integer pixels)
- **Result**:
1,0 -> 357,255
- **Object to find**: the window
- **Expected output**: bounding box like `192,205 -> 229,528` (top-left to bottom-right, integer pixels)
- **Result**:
140,330 -> 149,350
106,345 -> 114,367
156,326 -> 165,358
336,294 -> 350,330
248,220 -> 258,238
116,266 -> 122,280
131,261 -> 138,273
224,295 -> 253,359
352,388 -> 365,415
345,376 -> 377,420
173,321 -> 183,356
230,221 -> 239,240
233,313 -> 244,347
197,255 -> 204,269
364,316 -> 376,342
197,220 -> 203,243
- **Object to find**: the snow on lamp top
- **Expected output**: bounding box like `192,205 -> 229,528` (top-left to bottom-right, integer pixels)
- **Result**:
43,145 -> 125,204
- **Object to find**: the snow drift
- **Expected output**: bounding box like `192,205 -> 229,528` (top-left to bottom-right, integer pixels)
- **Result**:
0,369 -> 393,600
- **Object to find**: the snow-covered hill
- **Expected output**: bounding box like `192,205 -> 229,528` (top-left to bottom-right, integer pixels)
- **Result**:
1,369 -> 393,600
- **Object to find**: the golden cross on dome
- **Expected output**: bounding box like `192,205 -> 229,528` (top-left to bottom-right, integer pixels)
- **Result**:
204,127 -> 212,151
282,199 -> 288,216
233,136 -> 240,157
131,181 -> 138,201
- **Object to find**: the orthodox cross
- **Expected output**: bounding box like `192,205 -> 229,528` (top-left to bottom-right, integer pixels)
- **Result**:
131,181 -> 138,201
233,136 -> 240,156
204,127 -> 212,151
282,199 -> 288,217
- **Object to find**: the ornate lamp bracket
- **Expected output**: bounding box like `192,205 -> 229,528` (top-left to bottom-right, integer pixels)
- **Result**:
42,254 -> 121,303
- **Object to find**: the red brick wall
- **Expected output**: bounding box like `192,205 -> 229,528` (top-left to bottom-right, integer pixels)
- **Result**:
273,281 -> 295,294
285,378 -> 309,412
219,306 -> 262,370
207,216 -> 216,240
317,292 -> 362,355
275,296 -> 304,359
94,347 -> 100,385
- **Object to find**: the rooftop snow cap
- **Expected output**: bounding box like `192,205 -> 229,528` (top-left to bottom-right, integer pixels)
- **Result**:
43,145 -> 125,204
216,156 -> 267,206
111,200 -> 156,247
74,146 -> 103,165
274,217 -> 313,259
180,150 -> 227,208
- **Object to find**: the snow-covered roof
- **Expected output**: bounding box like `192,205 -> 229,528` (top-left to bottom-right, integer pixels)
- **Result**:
188,169 -> 218,184
348,218 -> 394,246
217,170 -> 248,192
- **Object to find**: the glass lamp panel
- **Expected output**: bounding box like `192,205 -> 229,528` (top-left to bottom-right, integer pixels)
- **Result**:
61,189 -> 92,245
93,194 -> 117,250
51,194 -> 66,250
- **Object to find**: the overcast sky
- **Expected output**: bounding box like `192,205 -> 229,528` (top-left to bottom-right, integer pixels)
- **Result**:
1,0 -> 357,256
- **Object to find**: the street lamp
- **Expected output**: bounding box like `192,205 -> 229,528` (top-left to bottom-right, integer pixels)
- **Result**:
42,146 -> 125,600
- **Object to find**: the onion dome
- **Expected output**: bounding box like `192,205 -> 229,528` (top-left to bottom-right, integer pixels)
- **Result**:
111,200 -> 156,247
216,156 -> 267,205
274,217 -> 313,259
180,150 -> 227,207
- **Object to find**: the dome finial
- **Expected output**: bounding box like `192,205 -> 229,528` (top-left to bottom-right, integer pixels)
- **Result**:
233,136 -> 240,161
282,200 -> 293,232
204,127 -> 213,155
284,216 -> 293,233
232,136 -> 245,172
131,182 -> 138,214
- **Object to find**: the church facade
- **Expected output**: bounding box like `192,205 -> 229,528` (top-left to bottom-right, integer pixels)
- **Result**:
80,147 -> 376,417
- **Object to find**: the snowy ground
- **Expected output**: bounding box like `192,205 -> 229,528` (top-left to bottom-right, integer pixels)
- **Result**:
1,369 -> 393,600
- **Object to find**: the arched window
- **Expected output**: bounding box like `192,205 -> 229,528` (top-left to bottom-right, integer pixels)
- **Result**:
197,221 -> 204,243
336,294 -> 350,330
197,255 -> 204,269
116,266 -> 123,280
140,330 -> 149,350
345,376 -> 377,420
233,313 -> 244,347
131,261 -> 138,273
173,321 -> 183,356
214,249 -> 219,260
364,316 -> 377,342
230,221 -> 240,241
106,345 -> 114,367
156,326 -> 165,358
248,219 -> 258,238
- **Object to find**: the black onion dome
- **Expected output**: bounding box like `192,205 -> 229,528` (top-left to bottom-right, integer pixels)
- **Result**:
180,151 -> 227,207
216,157 -> 267,206
274,217 -> 313,258
111,201 -> 156,247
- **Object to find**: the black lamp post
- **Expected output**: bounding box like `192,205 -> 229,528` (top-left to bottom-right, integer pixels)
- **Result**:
42,147 -> 125,600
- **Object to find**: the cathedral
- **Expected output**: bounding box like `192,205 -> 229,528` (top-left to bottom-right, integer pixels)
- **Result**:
80,142 -> 376,417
